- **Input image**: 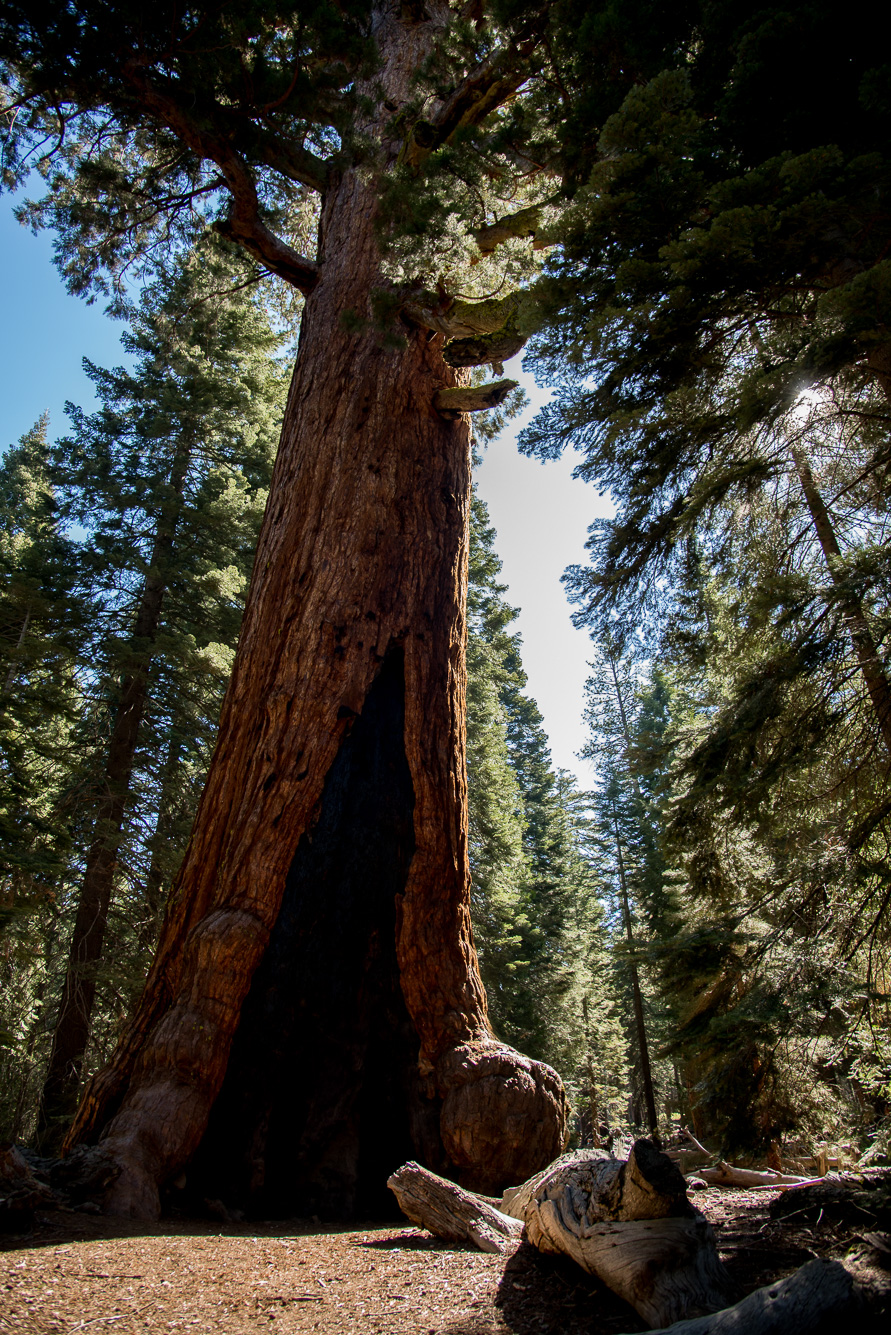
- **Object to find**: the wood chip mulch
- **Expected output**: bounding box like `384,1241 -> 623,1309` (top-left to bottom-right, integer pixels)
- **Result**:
1,1185 -> 889,1335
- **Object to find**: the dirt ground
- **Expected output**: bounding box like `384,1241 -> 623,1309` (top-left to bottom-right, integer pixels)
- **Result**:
1,1187 -> 889,1335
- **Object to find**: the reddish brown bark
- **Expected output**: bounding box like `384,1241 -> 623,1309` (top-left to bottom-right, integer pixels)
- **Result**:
64,10 -> 567,1217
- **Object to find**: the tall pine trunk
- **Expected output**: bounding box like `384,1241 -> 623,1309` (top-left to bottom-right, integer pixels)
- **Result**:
65,12 -> 566,1219
36,436 -> 192,1147
791,445 -> 891,754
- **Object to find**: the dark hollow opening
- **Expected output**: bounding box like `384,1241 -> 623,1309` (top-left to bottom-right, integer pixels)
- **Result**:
184,645 -> 435,1219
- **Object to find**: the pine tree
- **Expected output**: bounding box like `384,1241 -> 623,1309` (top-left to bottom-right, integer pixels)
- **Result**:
503,4 -> 891,1152
465,488 -> 628,1132
580,644 -> 676,1135
0,417 -> 91,1134
0,417 -> 85,912
33,242 -> 287,1146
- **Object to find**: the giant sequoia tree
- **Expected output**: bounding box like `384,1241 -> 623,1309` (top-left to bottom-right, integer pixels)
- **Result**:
0,2 -> 586,1218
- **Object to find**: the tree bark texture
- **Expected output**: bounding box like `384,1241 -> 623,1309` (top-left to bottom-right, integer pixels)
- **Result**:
36,433 -> 192,1150
64,7 -> 566,1219
388,1160 -> 523,1254
501,1142 -> 692,1230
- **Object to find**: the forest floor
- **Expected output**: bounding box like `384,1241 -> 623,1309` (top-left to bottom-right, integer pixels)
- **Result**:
1,1184 -> 889,1335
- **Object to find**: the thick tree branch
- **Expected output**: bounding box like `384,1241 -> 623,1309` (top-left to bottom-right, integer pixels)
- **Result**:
255,134 -> 330,193
120,60 -> 320,292
433,378 -> 517,417
404,292 -> 520,339
442,328 -> 527,370
401,24 -> 544,170
473,203 -> 544,254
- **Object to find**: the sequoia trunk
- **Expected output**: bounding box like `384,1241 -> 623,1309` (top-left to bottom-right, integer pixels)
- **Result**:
64,12 -> 566,1218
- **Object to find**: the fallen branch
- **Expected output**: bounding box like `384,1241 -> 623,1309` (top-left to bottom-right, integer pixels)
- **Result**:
626,1257 -> 860,1334
664,1131 -> 715,1177
390,1144 -> 733,1327
387,1161 -> 523,1255
697,1162 -> 814,1189
677,1129 -> 711,1156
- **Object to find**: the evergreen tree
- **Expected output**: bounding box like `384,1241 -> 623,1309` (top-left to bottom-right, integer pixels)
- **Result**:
0,418 -> 87,1133
28,242 -> 288,1146
580,644 -> 675,1134
0,0 -> 580,1207
0,416 -> 84,919
499,1 -> 891,1155
465,487 -> 628,1128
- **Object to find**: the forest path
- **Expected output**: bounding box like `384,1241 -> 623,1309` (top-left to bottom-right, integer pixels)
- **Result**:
0,1189 -> 884,1335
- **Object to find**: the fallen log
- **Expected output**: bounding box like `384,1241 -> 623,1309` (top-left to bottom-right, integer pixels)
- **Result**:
625,1257 -> 859,1334
387,1161 -> 523,1254
531,1210 -> 732,1328
502,1142 -> 731,1327
697,1162 -> 813,1189
390,1143 -> 732,1327
502,1139 -> 691,1226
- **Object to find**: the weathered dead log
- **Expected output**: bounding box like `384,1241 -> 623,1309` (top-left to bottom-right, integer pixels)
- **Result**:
389,1144 -> 733,1328
501,1142 -> 732,1328
387,1160 -> 522,1254
697,1162 -> 814,1189
629,1258 -> 859,1334
502,1140 -> 691,1226
536,1213 -> 732,1329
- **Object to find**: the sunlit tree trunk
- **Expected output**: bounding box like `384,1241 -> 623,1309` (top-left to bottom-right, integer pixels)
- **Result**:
791,445 -> 891,755
65,10 -> 566,1220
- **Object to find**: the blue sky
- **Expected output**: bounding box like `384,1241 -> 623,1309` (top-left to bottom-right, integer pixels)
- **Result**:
1,192 -> 132,446
0,192 -> 604,786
